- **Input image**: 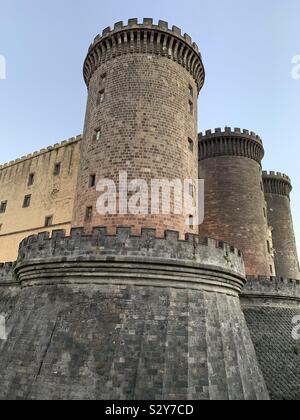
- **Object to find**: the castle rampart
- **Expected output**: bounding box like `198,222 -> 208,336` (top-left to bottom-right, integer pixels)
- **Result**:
198,128 -> 273,277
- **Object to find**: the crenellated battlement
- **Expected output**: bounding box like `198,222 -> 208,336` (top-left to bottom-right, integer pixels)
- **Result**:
198,127 -> 264,163
0,135 -> 82,170
83,18 -> 205,92
241,276 -> 300,301
0,262 -> 15,285
263,171 -> 292,197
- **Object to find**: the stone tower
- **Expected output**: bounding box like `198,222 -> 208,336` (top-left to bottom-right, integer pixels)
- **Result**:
263,171 -> 300,279
198,128 -> 274,277
72,19 -> 205,237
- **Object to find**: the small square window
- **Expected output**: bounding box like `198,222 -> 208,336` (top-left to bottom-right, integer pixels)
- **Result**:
85,206 -> 93,222
45,215 -> 53,227
28,173 -> 35,186
54,163 -> 61,176
23,195 -> 31,208
89,174 -> 96,188
0,201 -> 7,214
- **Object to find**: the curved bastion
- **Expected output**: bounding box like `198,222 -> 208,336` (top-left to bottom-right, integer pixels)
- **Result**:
0,228 -> 269,400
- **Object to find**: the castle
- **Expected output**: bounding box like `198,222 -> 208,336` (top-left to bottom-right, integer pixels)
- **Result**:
0,19 -> 299,400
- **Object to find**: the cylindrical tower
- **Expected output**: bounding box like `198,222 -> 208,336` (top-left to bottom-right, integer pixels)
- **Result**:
263,171 -> 300,279
198,127 -> 273,277
72,19 -> 205,237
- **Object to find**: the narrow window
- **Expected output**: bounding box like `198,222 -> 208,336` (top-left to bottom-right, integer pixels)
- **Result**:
23,195 -> 31,208
270,265 -> 273,275
54,163 -> 61,176
188,138 -> 194,152
89,174 -> 96,188
28,173 -> 35,186
267,241 -> 271,254
189,101 -> 194,115
85,206 -> 93,222
189,183 -> 194,197
189,215 -> 194,227
45,215 -> 53,227
97,89 -> 105,105
0,201 -> 7,214
94,128 -> 102,141
189,84 -> 194,97
263,208 -> 267,218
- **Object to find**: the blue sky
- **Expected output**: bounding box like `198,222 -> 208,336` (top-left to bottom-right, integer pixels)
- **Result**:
0,0 -> 299,253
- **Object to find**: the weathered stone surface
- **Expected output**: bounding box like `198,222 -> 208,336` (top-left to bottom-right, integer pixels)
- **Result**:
241,277 -> 300,400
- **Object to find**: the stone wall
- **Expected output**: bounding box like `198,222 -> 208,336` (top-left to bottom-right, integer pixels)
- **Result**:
0,137 -> 81,262
241,277 -> 300,400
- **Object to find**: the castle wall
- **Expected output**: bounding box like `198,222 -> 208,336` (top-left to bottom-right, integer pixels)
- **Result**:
198,128 -> 273,277
72,19 -> 205,237
0,137 -> 81,262
0,228 -> 269,400
263,172 -> 300,280
241,277 -> 300,400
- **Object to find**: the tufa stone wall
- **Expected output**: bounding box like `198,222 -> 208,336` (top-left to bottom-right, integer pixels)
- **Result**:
72,19 -> 205,237
198,128 -> 273,277
0,137 -> 81,262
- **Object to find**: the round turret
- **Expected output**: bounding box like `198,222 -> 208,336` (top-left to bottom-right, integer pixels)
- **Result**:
72,19 -> 205,237
263,171 -> 300,279
198,127 -> 273,277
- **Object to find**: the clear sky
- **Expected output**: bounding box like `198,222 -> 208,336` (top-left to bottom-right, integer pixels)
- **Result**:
0,0 -> 299,254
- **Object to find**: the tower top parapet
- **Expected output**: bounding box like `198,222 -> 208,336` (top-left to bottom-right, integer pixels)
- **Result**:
263,171 -> 292,197
83,18 -> 205,91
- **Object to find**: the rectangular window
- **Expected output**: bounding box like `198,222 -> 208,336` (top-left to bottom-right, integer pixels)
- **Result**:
189,215 -> 194,227
45,215 -> 53,227
54,163 -> 61,176
189,84 -> 194,97
189,101 -> 194,115
267,241 -> 271,254
89,174 -> 96,188
28,173 -> 35,186
94,128 -> 102,141
263,208 -> 267,218
23,195 -> 31,208
0,201 -> 7,214
85,206 -> 93,222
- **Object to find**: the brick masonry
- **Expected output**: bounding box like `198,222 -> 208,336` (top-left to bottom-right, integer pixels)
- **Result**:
263,171 -> 300,280
0,229 -> 269,400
